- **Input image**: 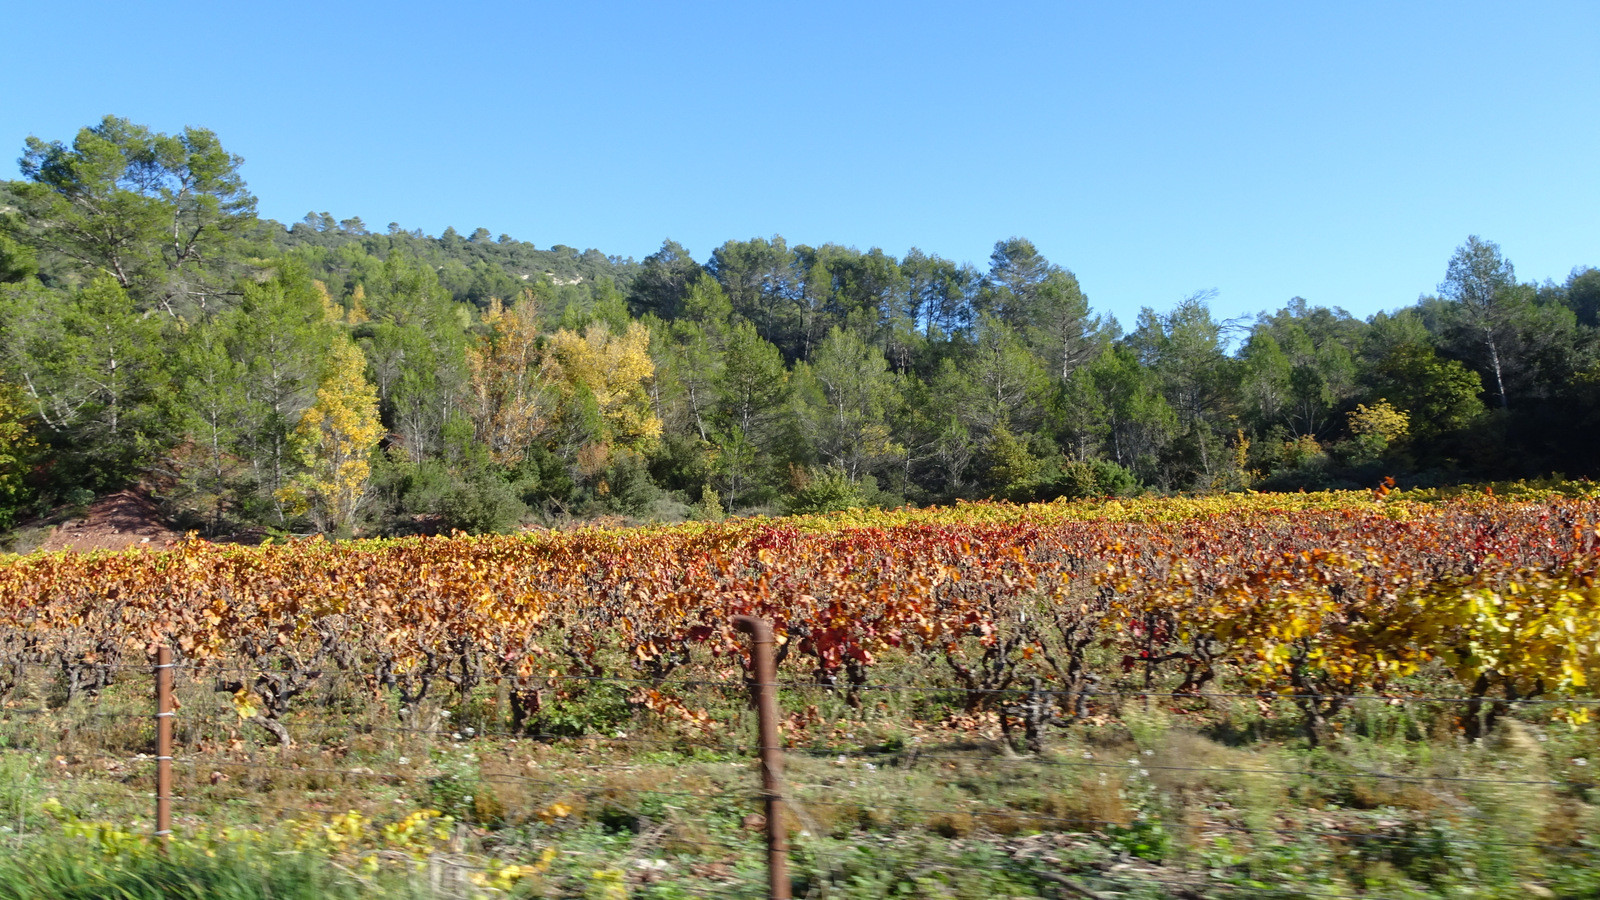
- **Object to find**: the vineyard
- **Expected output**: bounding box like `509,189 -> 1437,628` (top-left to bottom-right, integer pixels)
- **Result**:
2,489 -> 1600,898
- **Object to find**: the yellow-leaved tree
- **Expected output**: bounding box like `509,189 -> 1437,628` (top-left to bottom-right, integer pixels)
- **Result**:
0,384 -> 35,528
466,292 -> 551,467
542,321 -> 661,459
280,334 -> 384,533
1347,398 -> 1410,462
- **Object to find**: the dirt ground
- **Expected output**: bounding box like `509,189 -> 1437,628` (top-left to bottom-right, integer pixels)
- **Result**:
35,489 -> 182,553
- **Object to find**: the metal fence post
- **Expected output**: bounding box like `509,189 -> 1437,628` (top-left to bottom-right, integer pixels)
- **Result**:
733,616 -> 790,900
155,645 -> 174,850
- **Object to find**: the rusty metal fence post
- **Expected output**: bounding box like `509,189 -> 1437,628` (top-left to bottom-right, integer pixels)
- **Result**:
733,616 -> 790,900
154,645 -> 174,849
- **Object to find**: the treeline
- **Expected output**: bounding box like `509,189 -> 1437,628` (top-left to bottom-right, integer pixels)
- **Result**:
0,115 -> 1596,537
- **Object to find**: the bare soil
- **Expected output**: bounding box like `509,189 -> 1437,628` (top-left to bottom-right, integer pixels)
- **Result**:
36,489 -> 182,553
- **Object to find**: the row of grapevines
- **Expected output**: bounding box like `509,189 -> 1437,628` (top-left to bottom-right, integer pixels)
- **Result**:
0,492 -> 1593,743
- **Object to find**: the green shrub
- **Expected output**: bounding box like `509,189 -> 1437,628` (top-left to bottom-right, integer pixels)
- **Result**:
596,450 -> 659,516
526,682 -> 633,738
438,471 -> 528,534
1054,459 -> 1140,499
788,466 -> 867,515
690,484 -> 725,521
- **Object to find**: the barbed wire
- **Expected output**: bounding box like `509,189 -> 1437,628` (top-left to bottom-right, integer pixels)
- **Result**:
162,711 -> 759,751
0,779 -> 156,803
26,747 -> 1588,854
782,794 -> 1128,831
12,711 -> 1593,798
0,706 -> 160,722
170,662 -> 1600,707
801,749 -> 1600,788
6,641 -> 1599,897
14,697 -> 1594,791
0,660 -> 161,673
0,746 -> 158,768
165,752 -> 768,804
758,678 -> 1600,707
24,749 -> 518,797
782,788 -> 1600,854
1216,823 -> 1600,854
1089,873 -> 1375,900
897,859 -> 1384,900
166,793 -> 760,859
18,744 -> 1592,860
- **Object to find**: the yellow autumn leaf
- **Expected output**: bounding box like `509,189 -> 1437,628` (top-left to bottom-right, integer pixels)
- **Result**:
230,688 -> 259,720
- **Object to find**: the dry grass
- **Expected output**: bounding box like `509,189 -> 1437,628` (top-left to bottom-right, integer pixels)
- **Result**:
4,660 -> 1600,899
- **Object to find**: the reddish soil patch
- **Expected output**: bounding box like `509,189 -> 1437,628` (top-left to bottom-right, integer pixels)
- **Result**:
38,489 -> 181,553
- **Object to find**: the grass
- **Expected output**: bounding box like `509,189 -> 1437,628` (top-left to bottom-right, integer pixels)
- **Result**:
2,655 -> 1600,898
0,841 -> 432,900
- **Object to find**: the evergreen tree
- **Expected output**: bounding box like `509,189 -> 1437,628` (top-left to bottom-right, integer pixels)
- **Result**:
711,321 -> 790,508
794,327 -> 902,483
629,239 -> 701,319
228,266 -> 337,523
0,277 -> 172,490
174,313 -> 251,530
9,116 -> 256,316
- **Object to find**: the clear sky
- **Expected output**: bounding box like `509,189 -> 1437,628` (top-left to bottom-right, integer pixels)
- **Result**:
3,1 -> 1595,326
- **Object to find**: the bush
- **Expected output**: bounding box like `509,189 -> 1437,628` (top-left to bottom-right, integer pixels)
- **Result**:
646,434 -> 714,495
525,682 -> 633,738
787,467 -> 869,515
375,455 -> 529,534
1054,459 -> 1140,500
595,451 -> 659,517
507,444 -> 575,508
1006,458 -> 1142,502
438,472 -> 527,534
690,485 -> 725,521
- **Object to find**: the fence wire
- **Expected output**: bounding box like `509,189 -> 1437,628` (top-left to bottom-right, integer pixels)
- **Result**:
2,651 -> 1597,900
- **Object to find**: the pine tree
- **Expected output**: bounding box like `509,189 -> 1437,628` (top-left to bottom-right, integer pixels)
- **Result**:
794,327 -> 901,482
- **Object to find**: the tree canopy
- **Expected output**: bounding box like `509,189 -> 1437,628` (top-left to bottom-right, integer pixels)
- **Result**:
0,116 -> 1596,536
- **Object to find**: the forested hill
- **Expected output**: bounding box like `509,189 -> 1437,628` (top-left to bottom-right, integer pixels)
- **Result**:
259,213 -> 640,308
0,116 -> 1597,540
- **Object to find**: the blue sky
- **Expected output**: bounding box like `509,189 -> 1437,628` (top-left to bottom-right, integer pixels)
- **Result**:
3,2 -> 1595,326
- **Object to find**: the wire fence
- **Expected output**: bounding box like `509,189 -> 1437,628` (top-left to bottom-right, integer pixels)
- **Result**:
1,646 -> 1598,899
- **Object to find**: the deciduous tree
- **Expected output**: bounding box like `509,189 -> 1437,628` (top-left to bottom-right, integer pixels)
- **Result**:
1439,236 -> 1517,409
543,321 -> 661,455
282,334 -> 384,533
466,292 -> 552,467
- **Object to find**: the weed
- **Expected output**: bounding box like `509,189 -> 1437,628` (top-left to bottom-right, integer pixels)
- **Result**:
1106,816 -> 1171,862
527,682 -> 635,738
